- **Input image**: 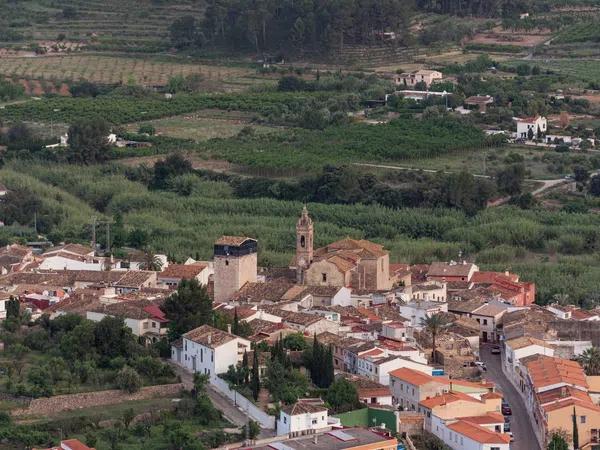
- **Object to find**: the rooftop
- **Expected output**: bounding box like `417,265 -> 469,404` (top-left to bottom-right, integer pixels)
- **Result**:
215,236 -> 255,246
281,401 -> 328,415
419,391 -> 481,409
447,420 -> 510,444
183,324 -> 242,349
525,355 -> 587,390
158,263 -> 207,280
389,367 -> 442,387
428,262 -> 476,278
252,428 -> 396,450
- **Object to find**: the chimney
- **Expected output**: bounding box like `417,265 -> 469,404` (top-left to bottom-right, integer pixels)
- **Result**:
227,324 -> 232,334
207,333 -> 212,345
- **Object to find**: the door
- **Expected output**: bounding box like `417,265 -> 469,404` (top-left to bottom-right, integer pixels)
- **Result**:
482,331 -> 488,342
192,355 -> 196,372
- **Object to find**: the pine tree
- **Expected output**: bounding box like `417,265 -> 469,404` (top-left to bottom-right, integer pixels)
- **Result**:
573,407 -> 579,449
251,349 -> 260,401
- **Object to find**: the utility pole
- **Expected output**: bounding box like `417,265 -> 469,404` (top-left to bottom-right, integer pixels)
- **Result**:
106,222 -> 111,254
91,216 -> 96,249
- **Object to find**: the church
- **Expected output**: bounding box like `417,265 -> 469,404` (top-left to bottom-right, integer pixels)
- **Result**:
293,207 -> 393,291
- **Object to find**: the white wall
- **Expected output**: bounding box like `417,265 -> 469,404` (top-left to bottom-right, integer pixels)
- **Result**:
432,417 -> 509,450
278,410 -> 328,436
40,256 -> 104,271
182,338 -> 246,377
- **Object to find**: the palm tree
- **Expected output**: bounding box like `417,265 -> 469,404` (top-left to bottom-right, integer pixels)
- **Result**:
579,347 -> 600,376
421,313 -> 449,365
139,248 -> 163,271
553,293 -> 570,306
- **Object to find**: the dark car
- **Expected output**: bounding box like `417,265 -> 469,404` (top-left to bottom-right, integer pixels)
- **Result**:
504,421 -> 511,432
491,345 -> 501,355
502,401 -> 512,416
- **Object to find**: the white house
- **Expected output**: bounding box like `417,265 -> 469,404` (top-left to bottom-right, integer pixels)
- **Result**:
277,402 -> 329,437
381,322 -> 408,341
357,352 -> 433,386
516,116 -> 547,140
399,300 -> 448,328
435,418 -> 510,450
177,324 -> 251,378
394,70 -> 443,88
410,282 -> 447,302
503,336 -> 555,392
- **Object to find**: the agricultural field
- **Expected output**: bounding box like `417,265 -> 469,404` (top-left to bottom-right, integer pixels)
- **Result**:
0,0 -> 204,53
0,55 -> 259,88
127,111 -> 279,141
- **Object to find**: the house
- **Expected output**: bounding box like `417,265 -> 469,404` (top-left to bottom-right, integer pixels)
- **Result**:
393,90 -> 448,102
504,336 -> 555,391
448,299 -> 510,343
175,324 -> 251,378
436,418 -> 510,450
464,96 -> 494,113
338,373 -> 393,406
86,300 -> 168,344
394,70 -> 443,88
399,300 -> 448,328
420,391 -> 503,432
390,367 -> 448,411
546,304 -> 600,321
381,321 -> 408,341
357,352 -> 432,386
427,262 -> 478,283
409,281 -> 447,302
515,116 -> 547,140
277,401 -> 329,436
157,262 -> 212,288
268,308 -> 339,335
35,439 -> 95,450
0,244 -> 34,274
251,427 -> 397,450
470,271 -> 535,307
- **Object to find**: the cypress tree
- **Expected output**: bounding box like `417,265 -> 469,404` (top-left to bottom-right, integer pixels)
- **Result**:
233,308 -> 240,335
242,350 -> 249,385
323,345 -> 334,388
251,349 -> 260,401
311,335 -> 321,386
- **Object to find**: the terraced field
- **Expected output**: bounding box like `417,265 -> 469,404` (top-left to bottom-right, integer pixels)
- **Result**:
0,0 -> 204,52
0,54 -> 259,87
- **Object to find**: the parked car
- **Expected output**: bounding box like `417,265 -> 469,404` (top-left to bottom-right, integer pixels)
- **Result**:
504,419 -> 511,432
475,361 -> 487,371
491,345 -> 501,355
502,401 -> 512,416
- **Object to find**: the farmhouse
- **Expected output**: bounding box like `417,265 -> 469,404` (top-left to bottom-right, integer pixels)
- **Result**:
394,70 -> 443,88
277,401 -> 329,436
515,116 -> 547,140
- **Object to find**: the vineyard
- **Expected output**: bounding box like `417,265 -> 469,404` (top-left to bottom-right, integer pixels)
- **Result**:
0,55 -> 256,88
554,19 -> 600,44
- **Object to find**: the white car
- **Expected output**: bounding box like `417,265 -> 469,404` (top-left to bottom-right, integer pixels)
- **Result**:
475,361 -> 487,371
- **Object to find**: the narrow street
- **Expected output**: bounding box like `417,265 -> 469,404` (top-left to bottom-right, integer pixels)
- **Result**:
480,345 -> 541,450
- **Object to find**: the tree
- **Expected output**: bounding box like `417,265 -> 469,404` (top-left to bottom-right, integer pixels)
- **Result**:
169,16 -> 202,49
122,408 -> 135,430
161,279 -> 212,339
116,366 -> 142,393
547,431 -> 569,450
6,296 -> 20,320
242,350 -> 250,385
251,349 -> 260,401
94,316 -> 136,360
420,313 -> 449,364
282,333 -> 308,351
573,407 -> 579,449
326,378 -> 361,413
574,166 -> 590,183
193,372 -> 209,397
579,347 -> 600,376
589,175 -> 600,197
139,248 -> 163,271
66,118 -> 111,164
151,153 -> 193,190
496,163 -> 525,196
138,124 -> 155,135
242,420 -> 261,440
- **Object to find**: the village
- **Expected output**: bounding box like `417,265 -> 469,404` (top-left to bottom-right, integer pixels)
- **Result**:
0,207 -> 598,450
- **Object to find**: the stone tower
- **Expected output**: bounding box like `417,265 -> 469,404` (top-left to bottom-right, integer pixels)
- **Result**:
295,206 -> 313,284
213,236 -> 257,304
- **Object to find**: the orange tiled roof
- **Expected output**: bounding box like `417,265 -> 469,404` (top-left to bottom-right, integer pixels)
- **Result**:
159,263 -> 207,280
389,368 -> 441,387
215,236 -> 255,246
525,355 -> 588,390
419,391 -> 481,409
543,397 -> 600,413
447,420 -> 510,444
461,412 -> 505,425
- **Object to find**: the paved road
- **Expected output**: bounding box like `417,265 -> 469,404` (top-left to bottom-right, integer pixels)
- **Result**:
480,345 -> 541,450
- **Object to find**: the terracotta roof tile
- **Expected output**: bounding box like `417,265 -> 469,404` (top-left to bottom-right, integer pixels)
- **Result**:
183,324 -> 242,348
447,420 -> 510,444
389,368 -> 441,387
215,236 -> 255,246
159,263 -> 207,280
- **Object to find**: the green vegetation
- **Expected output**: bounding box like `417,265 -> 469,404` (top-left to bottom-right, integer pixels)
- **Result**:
555,20 -> 600,44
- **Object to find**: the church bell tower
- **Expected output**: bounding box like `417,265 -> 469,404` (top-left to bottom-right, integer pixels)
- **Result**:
295,206 -> 313,284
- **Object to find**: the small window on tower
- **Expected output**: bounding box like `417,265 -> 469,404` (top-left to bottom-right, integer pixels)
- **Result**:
225,260 -> 229,266
300,236 -> 305,248
322,273 -> 327,282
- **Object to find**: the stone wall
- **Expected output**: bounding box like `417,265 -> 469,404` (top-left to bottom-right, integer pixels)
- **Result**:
12,383 -> 184,417
552,320 -> 600,347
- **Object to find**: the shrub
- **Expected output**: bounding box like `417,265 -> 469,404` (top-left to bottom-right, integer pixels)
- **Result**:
116,366 -> 142,393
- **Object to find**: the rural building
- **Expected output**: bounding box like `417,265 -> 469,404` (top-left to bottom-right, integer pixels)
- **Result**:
394,70 -> 443,88
464,95 -> 494,113
515,116 -> 547,140
277,401 -> 329,436
157,262 -> 212,288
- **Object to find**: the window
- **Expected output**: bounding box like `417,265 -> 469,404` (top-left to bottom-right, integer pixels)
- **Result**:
283,417 -> 287,424
322,273 -> 327,282
300,236 -> 305,248
483,319 -> 488,325
582,416 -> 587,424
312,419 -> 317,424
460,437 -> 463,445
225,260 -> 229,266
476,318 -> 480,323
152,322 -> 156,328
211,351 -> 214,362
412,388 -> 415,395
185,341 -> 187,351
491,447 -> 500,450
200,348 -> 203,363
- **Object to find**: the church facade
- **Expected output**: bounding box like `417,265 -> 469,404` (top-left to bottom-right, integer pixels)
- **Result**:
293,207 -> 393,291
